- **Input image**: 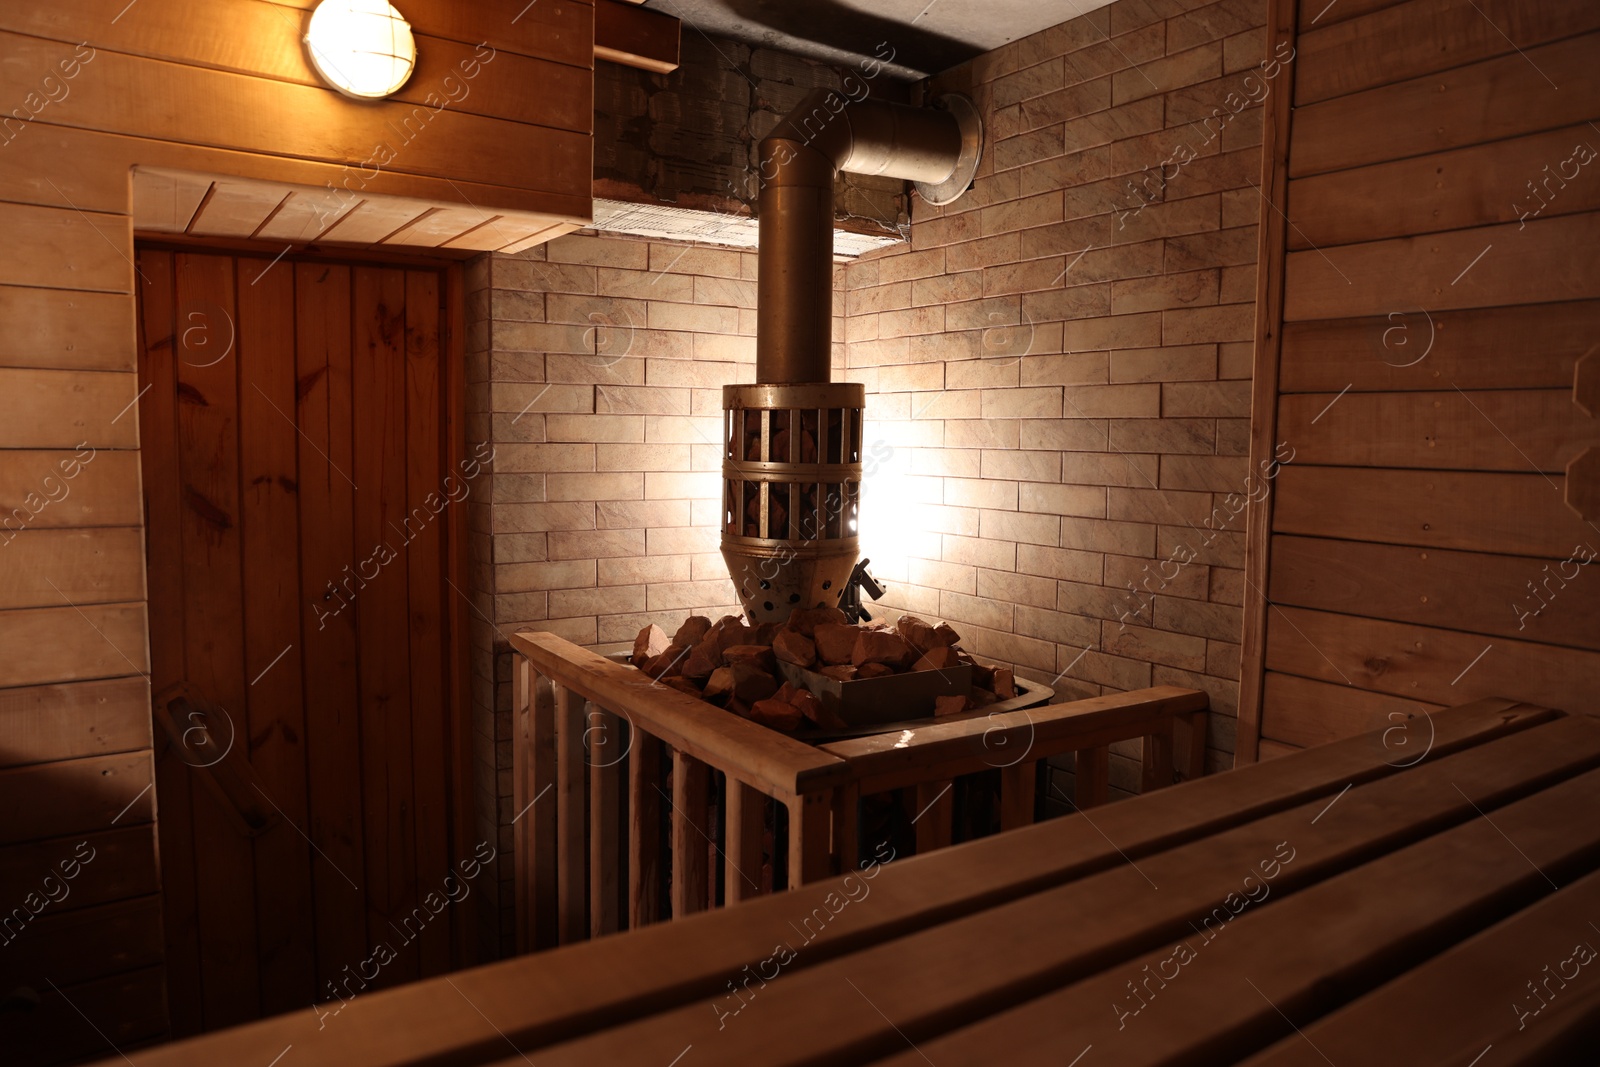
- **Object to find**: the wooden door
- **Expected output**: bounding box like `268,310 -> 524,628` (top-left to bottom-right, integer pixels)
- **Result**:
134,246 -> 466,1035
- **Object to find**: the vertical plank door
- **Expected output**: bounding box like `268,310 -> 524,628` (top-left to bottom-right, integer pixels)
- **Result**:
134,246 -> 463,1034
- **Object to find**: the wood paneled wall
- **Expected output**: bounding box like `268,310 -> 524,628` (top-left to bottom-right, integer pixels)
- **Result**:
0,1 -> 592,1060
1238,0 -> 1600,760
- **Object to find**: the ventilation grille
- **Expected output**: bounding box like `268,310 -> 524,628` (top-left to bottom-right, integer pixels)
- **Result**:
591,198 -> 904,259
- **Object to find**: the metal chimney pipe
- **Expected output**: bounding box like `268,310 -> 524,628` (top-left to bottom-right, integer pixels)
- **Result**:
755,90 -> 983,384
721,90 -> 982,623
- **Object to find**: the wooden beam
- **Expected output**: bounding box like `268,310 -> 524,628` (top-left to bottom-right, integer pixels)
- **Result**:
594,0 -> 680,73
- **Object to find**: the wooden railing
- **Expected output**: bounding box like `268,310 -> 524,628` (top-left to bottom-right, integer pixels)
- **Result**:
509,630 -> 1208,952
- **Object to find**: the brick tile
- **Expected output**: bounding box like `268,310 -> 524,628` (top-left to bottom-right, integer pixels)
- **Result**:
1022,283 -> 1115,324
943,533 -> 1017,571
906,447 -> 981,478
1013,604 -> 1100,647
596,266 -> 694,303
546,354 -> 644,385
981,192 -> 1066,236
1163,303 -> 1254,344
981,387 -> 1064,419
1159,453 -> 1251,491
644,415 -> 722,444
1161,379 -> 1252,417
595,384 -> 692,416
490,289 -> 545,323
880,305 -> 946,339
908,558 -> 977,595
1168,0 -> 1265,54
1062,383 -> 1162,418
1206,638 -> 1242,679
939,589 -> 1014,632
1064,312 -> 1163,351
645,359 -> 742,389
1152,595 -> 1242,642
1118,195 -> 1222,244
598,499 -> 691,529
493,321 -> 592,354
1020,78 -> 1113,133
644,471 -> 720,500
993,57 -> 1064,108
979,508 -> 1061,546
1166,225 -> 1256,270
495,558 -> 596,593
1064,23 -> 1167,80
647,301 -> 739,334
496,260 -> 598,294
493,443 -> 594,473
1021,352 -> 1111,386
1020,482 -> 1107,518
1061,450 -> 1160,487
494,533 -> 549,563
1056,577 -> 1137,622
1108,485 -> 1214,524
1222,27 -> 1266,74
1113,43 -> 1222,105
1216,418 -> 1250,455
648,244 -> 742,279
912,272 -> 983,306
489,474 -> 544,503
1218,341 -> 1254,379
1062,514 -> 1157,555
1108,417 -> 1215,454
496,502 -> 595,534
693,276 -> 758,308
546,472 -> 643,502
1158,524 -> 1245,568
1020,418 -> 1112,451
1210,566 -> 1244,606
878,248 -> 948,284
946,234 -> 1022,273
1017,543 -> 1104,584
995,126 -> 1067,171
980,449 -> 1061,482
548,234 -> 649,270
1020,145 -> 1115,197
948,357 -> 1022,389
598,555 -> 693,587
1109,344 -> 1217,382
549,530 -> 642,559
644,526 -> 720,555
1105,552 -> 1209,602
552,584 -> 646,618
977,567 -> 1058,609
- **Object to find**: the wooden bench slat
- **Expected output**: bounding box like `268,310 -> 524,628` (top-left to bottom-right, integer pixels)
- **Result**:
501,713 -> 1600,1066
724,779 -> 766,905
103,698 -> 1554,1067
588,708 -> 622,938
1238,865 -> 1600,1065
868,750 -> 1600,1066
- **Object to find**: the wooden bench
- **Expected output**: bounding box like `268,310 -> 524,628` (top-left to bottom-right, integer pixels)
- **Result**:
508,630 -> 1209,950
97,698 -> 1595,1067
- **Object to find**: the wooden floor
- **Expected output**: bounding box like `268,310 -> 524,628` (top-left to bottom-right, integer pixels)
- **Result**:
86,696 -> 1600,1066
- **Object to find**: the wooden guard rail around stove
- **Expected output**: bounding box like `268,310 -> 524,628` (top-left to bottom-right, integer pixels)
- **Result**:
508,630 -> 1209,953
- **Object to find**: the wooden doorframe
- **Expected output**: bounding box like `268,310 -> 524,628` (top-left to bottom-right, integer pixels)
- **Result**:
132,234 -> 481,971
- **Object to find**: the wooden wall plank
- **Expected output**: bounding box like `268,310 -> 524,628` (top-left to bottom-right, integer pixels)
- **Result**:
0,965 -> 166,1065
1264,605 -> 1600,711
1295,0 -> 1600,105
321,201 -> 439,245
0,0 -> 594,131
0,286 -> 136,372
1288,125 -> 1600,249
0,368 -> 139,449
1286,214 -> 1600,321
130,167 -> 213,233
9,124 -> 591,224
1290,32 -> 1600,177
188,180 -> 290,238
0,201 -> 131,294
0,751 -> 154,846
236,253 -> 316,1017
0,677 -> 150,769
352,265 -> 419,987
0,528 -> 145,609
403,268 -> 451,976
1278,387 -> 1596,472
0,894 -> 164,990
136,243 -> 201,1037
0,450 -> 141,531
173,249 -> 260,1028
1279,301 -> 1599,393
264,0 -> 597,70
0,30 -> 590,199
1260,671 -> 1442,748
1272,466 -> 1595,558
0,827 -> 159,916
0,604 -> 148,687
1270,534 -> 1600,651
293,259 -> 369,1002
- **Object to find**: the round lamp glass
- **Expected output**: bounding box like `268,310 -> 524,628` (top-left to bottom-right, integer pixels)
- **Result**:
306,0 -> 416,100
